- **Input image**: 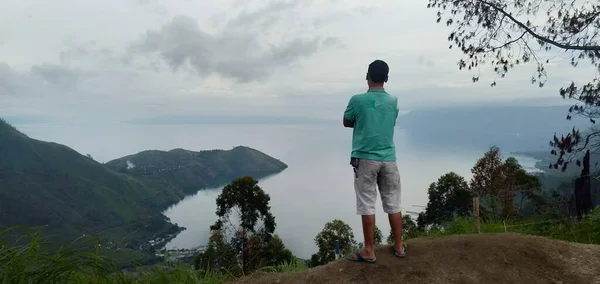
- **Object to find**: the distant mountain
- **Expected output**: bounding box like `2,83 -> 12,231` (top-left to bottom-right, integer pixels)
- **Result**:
105,146 -> 288,196
0,118 -> 288,257
397,105 -> 591,152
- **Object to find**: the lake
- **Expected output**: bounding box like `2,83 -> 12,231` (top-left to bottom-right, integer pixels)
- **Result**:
14,123 -> 540,259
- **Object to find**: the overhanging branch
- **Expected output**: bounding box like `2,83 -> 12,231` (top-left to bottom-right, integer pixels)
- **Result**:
485,31 -> 527,52
478,0 -> 600,51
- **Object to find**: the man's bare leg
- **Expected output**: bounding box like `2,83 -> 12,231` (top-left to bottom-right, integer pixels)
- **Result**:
361,214 -> 376,258
389,211 -> 404,254
349,214 -> 376,260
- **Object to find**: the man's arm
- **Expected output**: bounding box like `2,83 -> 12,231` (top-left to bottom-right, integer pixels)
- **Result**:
343,96 -> 356,128
343,118 -> 354,128
393,96 -> 399,126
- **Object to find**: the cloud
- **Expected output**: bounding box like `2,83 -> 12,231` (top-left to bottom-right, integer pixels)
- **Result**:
135,0 -> 168,16
322,37 -> 344,48
58,39 -> 116,66
224,0 -> 301,31
125,2 -> 337,83
1,0 -> 587,124
30,63 -> 80,88
0,63 -> 18,95
417,55 -> 435,67
0,61 -> 87,98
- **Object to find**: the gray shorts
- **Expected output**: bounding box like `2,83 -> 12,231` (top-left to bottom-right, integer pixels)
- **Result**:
353,158 -> 402,215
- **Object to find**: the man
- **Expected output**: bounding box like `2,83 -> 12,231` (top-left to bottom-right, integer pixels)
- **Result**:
343,59 -> 406,263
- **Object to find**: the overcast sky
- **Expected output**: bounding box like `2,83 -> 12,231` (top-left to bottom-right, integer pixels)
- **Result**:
0,0 -> 592,123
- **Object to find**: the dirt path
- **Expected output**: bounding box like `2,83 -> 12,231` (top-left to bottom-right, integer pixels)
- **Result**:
235,233 -> 600,284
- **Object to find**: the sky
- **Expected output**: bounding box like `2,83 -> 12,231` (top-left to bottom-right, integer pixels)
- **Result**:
0,0 -> 594,123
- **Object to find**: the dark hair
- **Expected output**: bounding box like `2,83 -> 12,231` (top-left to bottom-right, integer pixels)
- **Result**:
367,60 -> 389,83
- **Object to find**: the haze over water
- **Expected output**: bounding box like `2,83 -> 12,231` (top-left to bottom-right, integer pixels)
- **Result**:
15,123 -> 539,259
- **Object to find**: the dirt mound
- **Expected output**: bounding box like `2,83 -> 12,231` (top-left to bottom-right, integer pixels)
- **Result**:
236,233 -> 600,284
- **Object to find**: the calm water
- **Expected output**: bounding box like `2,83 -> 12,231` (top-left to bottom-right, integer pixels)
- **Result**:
14,123 -> 538,259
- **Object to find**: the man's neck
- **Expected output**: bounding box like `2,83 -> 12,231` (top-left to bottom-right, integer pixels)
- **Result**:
368,85 -> 385,91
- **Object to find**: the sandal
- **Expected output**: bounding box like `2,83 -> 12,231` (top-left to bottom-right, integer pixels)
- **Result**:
393,243 -> 408,258
347,251 -> 377,263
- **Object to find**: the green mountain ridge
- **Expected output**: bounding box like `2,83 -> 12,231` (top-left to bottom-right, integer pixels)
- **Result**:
105,146 -> 288,207
0,118 -> 288,261
1,119 -> 171,247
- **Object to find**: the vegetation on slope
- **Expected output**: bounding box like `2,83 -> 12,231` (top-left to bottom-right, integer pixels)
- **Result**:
3,209 -> 599,284
0,176 -> 301,284
511,150 -> 600,212
0,118 -> 180,250
192,176 -> 295,277
2,141 -> 600,283
105,146 -> 287,199
0,118 -> 288,266
0,226 -> 237,284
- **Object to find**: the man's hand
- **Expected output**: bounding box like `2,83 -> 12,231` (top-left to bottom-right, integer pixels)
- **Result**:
343,118 -> 354,128
344,95 -> 356,128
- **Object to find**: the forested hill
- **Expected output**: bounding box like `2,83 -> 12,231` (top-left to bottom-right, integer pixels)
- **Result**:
0,118 -> 287,251
0,118 -> 178,248
105,146 -> 288,198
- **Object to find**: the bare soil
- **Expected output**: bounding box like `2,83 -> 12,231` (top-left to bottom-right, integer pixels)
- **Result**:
235,233 -> 600,284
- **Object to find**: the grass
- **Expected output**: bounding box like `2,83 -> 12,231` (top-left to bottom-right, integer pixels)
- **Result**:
0,227 -> 307,284
259,257 -> 308,273
2,208 -> 599,283
417,206 -> 600,245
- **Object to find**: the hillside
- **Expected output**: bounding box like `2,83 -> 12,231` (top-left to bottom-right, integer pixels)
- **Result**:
509,150 -> 600,209
237,233 -> 600,284
0,118 -> 180,248
105,146 -> 288,197
514,149 -> 600,176
0,119 -> 288,257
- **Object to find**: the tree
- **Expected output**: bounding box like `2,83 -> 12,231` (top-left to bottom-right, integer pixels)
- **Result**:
210,176 -> 276,274
311,219 -> 357,266
262,234 -> 294,267
237,234 -> 294,272
471,147 -> 542,218
387,215 -> 419,245
309,254 -> 320,268
374,225 -> 383,245
194,230 -> 238,274
574,150 -> 594,218
427,0 -> 600,170
423,172 -> 473,227
470,146 -> 505,217
502,157 -> 542,215
416,212 -> 427,231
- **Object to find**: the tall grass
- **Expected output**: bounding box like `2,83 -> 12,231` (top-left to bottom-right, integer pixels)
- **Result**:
258,257 -> 308,273
0,227 -> 307,284
0,226 -> 129,284
134,265 -> 234,284
418,206 -> 600,245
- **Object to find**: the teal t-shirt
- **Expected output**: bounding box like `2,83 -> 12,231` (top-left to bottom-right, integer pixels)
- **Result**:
343,88 -> 398,161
